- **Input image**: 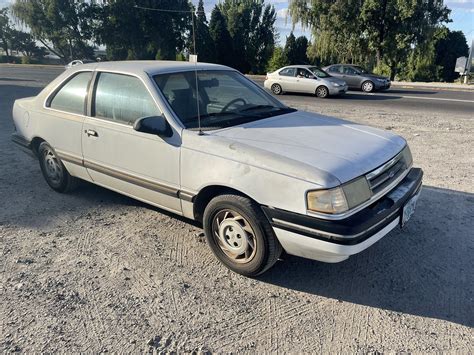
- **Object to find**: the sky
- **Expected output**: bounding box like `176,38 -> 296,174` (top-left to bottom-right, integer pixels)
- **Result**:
1,0 -> 472,47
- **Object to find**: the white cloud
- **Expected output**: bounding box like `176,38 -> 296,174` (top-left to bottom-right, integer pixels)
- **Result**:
277,8 -> 289,19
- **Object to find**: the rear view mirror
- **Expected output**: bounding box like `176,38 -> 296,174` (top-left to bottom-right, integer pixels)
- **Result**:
133,115 -> 172,137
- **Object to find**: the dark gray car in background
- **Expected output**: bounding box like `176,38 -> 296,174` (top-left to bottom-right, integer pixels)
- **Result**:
323,64 -> 391,92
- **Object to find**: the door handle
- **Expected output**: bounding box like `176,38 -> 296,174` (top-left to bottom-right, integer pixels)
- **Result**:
85,129 -> 98,137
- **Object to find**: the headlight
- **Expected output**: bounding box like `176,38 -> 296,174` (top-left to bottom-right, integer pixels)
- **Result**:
401,145 -> 413,167
376,78 -> 385,82
307,177 -> 372,214
331,82 -> 341,87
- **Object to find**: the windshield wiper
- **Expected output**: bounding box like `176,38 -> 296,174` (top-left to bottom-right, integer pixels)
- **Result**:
238,104 -> 279,112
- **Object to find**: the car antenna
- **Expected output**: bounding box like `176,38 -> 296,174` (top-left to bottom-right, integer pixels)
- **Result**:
191,10 -> 203,136
132,4 -> 205,135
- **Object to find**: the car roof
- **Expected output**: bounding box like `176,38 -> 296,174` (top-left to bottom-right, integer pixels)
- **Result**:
74,60 -> 233,76
283,65 -> 314,68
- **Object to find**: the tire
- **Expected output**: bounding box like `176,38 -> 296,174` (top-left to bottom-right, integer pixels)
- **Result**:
361,80 -> 374,93
315,85 -> 329,98
38,142 -> 78,193
271,83 -> 282,95
203,194 -> 282,277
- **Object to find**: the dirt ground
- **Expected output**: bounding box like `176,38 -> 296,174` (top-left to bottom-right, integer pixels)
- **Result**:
1,76 -> 473,353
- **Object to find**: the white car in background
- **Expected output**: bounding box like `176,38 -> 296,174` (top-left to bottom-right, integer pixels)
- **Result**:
264,65 -> 348,98
12,61 -> 422,276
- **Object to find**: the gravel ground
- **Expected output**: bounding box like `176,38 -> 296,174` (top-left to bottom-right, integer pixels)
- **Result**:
0,78 -> 473,353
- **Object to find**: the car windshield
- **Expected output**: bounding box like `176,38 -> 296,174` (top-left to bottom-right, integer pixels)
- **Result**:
154,70 -> 295,130
352,65 -> 369,74
308,67 -> 330,78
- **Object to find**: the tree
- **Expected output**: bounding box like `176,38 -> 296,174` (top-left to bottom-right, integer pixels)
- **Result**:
209,5 -> 234,67
10,29 -> 47,59
0,8 -> 12,58
289,0 -> 451,79
435,29 -> 469,82
284,33 -> 309,65
267,46 -> 288,72
98,0 -> 191,61
12,0 -> 97,63
294,36 -> 309,64
219,0 -> 277,73
193,0 -> 215,62
284,32 -> 297,64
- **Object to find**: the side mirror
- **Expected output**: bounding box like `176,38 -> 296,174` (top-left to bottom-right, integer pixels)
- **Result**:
133,115 -> 172,137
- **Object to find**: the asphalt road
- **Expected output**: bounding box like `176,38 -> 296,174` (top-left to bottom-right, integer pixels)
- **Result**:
1,65 -> 473,115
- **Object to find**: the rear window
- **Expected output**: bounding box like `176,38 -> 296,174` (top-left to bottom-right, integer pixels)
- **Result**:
49,71 -> 92,114
279,68 -> 296,77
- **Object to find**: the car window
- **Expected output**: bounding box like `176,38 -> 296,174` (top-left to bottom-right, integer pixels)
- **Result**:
308,67 -> 330,78
328,65 -> 342,74
154,70 -> 290,130
279,68 -> 297,77
93,72 -> 160,125
343,66 -> 358,75
49,71 -> 92,115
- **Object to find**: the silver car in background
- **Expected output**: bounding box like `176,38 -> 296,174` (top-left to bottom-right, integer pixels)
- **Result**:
323,64 -> 391,92
264,65 -> 348,98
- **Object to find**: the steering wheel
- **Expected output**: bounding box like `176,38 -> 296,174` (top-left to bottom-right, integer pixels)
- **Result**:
222,98 -> 247,113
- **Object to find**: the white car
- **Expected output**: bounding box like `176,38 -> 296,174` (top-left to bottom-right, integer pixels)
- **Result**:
264,65 -> 348,98
12,61 -> 423,276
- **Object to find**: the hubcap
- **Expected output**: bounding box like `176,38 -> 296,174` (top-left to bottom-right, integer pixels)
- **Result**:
212,210 -> 257,263
363,82 -> 373,92
317,87 -> 327,97
43,148 -> 62,184
272,84 -> 281,94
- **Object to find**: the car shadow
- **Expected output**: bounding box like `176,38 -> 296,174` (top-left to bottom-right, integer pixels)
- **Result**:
257,186 -> 474,328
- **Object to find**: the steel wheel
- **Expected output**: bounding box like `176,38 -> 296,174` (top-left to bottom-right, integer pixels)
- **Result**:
42,146 -> 63,185
38,141 -> 78,193
362,81 -> 374,92
271,83 -> 282,95
212,209 -> 257,263
316,86 -> 329,98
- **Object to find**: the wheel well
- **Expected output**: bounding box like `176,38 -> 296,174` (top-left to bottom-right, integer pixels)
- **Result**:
30,137 -> 45,156
193,185 -> 255,223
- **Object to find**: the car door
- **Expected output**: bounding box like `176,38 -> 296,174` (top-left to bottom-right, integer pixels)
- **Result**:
277,68 -> 298,92
327,65 -> 343,79
342,65 -> 361,88
81,71 -> 182,214
296,68 -> 317,94
41,70 -> 92,181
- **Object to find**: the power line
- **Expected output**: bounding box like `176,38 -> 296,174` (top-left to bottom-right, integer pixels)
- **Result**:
133,5 -> 205,14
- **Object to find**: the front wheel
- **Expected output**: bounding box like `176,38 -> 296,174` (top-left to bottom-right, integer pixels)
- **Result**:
38,142 -> 78,193
271,83 -> 282,95
315,85 -> 329,98
203,194 -> 282,277
361,80 -> 374,92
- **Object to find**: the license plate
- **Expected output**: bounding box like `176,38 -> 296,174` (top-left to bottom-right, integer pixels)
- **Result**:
401,193 -> 419,227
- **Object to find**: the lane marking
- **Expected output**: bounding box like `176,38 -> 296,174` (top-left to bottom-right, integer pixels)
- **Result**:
351,92 -> 474,103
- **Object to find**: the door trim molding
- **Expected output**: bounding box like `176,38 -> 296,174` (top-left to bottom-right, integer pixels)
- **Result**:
56,150 -> 185,199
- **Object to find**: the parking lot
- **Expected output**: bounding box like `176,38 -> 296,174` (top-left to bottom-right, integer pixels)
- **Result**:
1,64 -> 473,352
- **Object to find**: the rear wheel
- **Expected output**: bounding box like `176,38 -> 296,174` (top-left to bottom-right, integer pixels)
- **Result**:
361,80 -> 374,92
38,142 -> 77,193
203,194 -> 282,277
271,83 -> 282,95
315,85 -> 329,98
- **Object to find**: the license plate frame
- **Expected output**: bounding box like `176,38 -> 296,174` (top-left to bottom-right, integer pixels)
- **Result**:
401,193 -> 419,227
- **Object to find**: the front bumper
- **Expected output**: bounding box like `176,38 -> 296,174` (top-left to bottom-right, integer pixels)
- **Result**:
375,81 -> 391,90
263,167 -> 423,263
328,85 -> 348,95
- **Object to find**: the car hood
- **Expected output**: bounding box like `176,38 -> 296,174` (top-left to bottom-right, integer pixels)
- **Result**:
206,110 -> 406,187
322,76 -> 347,85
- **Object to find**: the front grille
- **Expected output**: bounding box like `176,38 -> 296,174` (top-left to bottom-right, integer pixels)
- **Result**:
366,152 -> 409,194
